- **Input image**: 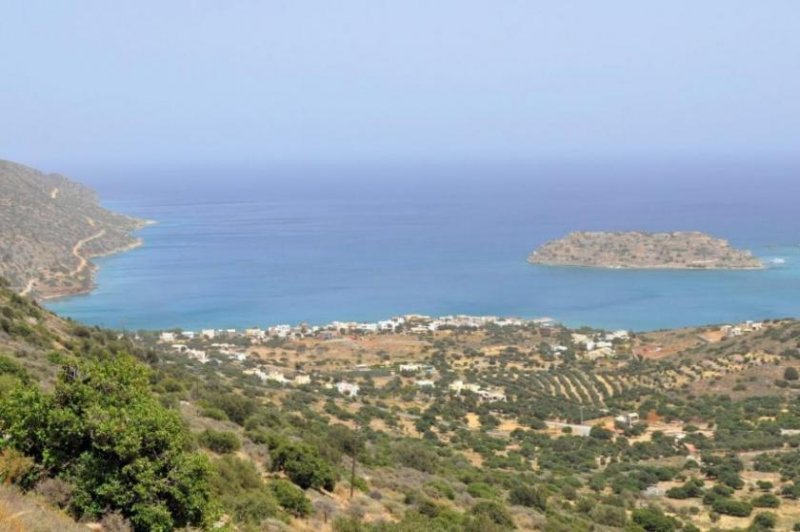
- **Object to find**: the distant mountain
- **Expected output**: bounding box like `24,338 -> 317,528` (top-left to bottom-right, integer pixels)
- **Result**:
0,160 -> 147,299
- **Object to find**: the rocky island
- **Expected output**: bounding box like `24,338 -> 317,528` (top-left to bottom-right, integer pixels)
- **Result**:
529,231 -> 763,270
0,159 -> 150,299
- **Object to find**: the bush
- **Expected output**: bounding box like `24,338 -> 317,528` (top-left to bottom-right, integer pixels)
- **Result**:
210,456 -> 281,526
271,441 -> 336,491
590,504 -> 627,527
393,440 -> 439,473
752,493 -> 780,508
589,425 -> 613,440
200,407 -> 228,421
785,367 -> 799,381
270,479 -> 311,517
467,482 -> 497,499
751,512 -> 777,530
229,490 -> 281,525
198,429 -> 241,454
712,497 -> 753,517
470,500 -> 515,529
509,485 -> 547,511
100,511 -> 134,532
632,506 -> 677,531
0,356 -> 214,530
0,448 -> 36,488
34,477 -> 74,508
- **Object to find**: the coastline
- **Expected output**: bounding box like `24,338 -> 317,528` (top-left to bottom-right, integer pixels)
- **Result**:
527,259 -> 766,271
38,221 -> 155,302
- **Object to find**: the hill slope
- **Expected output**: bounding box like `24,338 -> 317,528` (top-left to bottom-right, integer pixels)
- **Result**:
0,160 -> 147,299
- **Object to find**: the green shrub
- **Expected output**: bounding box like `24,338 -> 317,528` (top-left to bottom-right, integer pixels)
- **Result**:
470,500 -> 515,529
751,511 -> 777,530
198,429 -> 241,454
200,407 -> 228,421
712,497 -> 753,517
270,479 -> 311,517
0,356 -> 213,531
271,441 -> 336,491
752,493 -> 780,508
508,484 -> 547,511
632,506 -> 677,531
467,482 -> 497,499
590,504 -> 627,527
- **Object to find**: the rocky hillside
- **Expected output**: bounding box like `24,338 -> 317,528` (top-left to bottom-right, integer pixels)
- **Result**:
0,160 -> 147,299
529,231 -> 762,269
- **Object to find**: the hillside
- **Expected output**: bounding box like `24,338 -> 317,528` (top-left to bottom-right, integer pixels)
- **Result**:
0,160 -> 147,299
529,231 -> 763,270
6,284 -> 800,530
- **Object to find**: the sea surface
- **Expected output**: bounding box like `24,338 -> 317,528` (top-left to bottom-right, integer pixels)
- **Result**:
46,160 -> 800,332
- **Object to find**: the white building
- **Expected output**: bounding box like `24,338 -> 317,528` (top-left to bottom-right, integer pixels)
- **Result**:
245,328 -> 265,340
186,349 -> 208,364
449,380 -> 481,394
336,381 -> 360,397
477,389 -> 507,402
266,370 -> 288,384
615,412 -> 640,427
269,325 -> 292,338
201,329 -> 216,339
294,375 -> 311,386
415,379 -> 435,388
159,332 -> 177,343
399,363 -> 422,373
244,368 -> 267,381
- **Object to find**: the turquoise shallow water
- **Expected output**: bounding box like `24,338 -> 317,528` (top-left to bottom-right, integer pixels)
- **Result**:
46,162 -> 800,331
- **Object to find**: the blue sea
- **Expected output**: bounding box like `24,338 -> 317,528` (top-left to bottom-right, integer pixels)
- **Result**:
46,160 -> 800,332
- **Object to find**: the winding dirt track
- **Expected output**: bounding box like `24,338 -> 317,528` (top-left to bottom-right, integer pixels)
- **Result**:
20,278 -> 36,297
68,226 -> 106,276
19,218 -> 105,297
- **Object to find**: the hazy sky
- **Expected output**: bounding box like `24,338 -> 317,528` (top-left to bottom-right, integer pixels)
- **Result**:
2,1 -> 799,170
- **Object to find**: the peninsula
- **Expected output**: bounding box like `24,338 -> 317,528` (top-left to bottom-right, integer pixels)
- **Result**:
0,159 -> 150,299
528,231 -> 763,270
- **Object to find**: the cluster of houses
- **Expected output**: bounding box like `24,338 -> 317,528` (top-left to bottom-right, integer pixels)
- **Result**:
156,314 -> 557,345
243,367 -> 311,387
721,320 -> 764,339
448,379 -> 507,402
165,341 -> 248,365
570,329 -> 630,359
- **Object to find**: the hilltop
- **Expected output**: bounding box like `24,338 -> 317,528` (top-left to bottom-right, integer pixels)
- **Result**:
529,231 -> 763,270
0,160 -> 148,299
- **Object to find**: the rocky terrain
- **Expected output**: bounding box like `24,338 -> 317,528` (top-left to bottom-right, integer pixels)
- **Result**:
529,231 -> 763,269
0,160 -> 148,299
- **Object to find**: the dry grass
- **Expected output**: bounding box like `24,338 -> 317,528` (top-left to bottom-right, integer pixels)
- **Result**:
0,485 -> 86,532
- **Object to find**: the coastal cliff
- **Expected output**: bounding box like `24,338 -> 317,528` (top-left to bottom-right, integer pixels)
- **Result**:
528,231 -> 762,270
0,160 -> 149,299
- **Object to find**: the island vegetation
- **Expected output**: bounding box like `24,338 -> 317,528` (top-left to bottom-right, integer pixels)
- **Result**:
529,231 -> 763,270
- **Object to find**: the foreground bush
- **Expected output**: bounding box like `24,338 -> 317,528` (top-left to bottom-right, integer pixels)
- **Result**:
0,356 -> 214,531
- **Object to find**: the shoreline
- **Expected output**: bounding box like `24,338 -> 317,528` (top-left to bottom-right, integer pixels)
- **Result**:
38,223 -> 153,302
528,260 -> 766,271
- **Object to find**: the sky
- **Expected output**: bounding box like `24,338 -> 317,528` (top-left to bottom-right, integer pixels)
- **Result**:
2,1 -> 799,172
